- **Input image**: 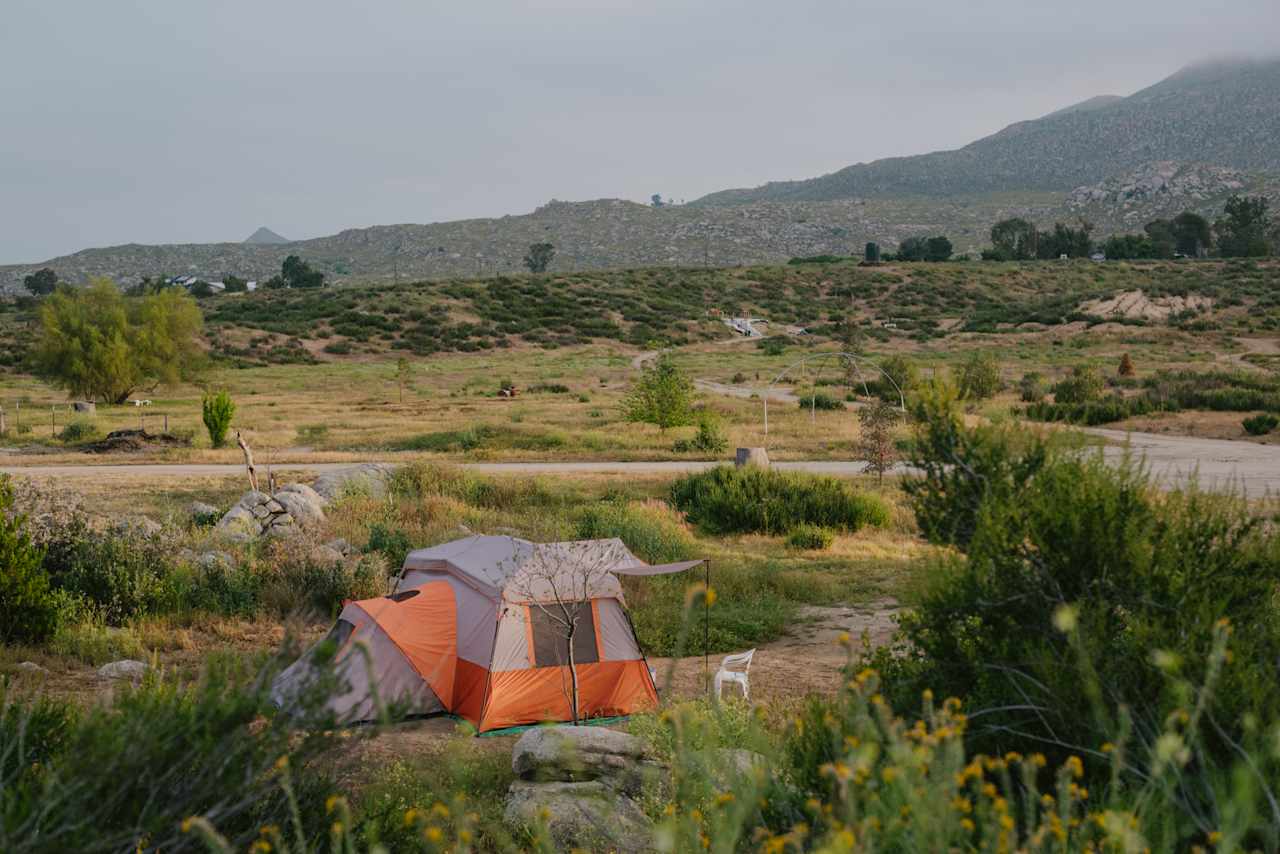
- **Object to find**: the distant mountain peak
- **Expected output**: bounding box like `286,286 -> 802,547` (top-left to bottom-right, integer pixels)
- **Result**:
244,227 -> 289,245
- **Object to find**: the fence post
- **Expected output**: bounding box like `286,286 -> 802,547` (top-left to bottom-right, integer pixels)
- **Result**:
164,413 -> 168,433
0,405 -> 5,436
51,406 -> 56,436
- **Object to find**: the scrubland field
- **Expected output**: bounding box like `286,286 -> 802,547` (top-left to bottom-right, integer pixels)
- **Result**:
4,259 -> 1280,852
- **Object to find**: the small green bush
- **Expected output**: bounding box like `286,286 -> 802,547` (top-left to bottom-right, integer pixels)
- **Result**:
0,478 -> 64,644
796,392 -> 845,411
365,523 -> 413,570
576,500 -> 698,564
670,465 -> 889,535
201,390 -> 235,448
672,414 -> 728,454
1018,371 -> 1047,403
786,524 -> 834,550
1243,413 -> 1279,435
956,351 -> 1002,400
57,418 -> 99,443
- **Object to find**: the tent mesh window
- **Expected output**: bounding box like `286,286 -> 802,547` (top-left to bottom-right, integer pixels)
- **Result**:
529,605 -> 599,668
316,618 -> 356,660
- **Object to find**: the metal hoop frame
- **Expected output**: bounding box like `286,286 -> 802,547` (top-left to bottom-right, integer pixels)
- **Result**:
761,352 -> 905,439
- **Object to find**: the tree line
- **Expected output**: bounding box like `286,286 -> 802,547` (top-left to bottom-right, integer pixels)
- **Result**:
984,194 -> 1274,261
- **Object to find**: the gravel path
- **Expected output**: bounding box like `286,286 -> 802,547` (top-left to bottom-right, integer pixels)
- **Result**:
2,429 -> 1278,494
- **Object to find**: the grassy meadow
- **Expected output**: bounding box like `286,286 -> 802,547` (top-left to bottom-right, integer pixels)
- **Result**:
4,259 -> 1280,851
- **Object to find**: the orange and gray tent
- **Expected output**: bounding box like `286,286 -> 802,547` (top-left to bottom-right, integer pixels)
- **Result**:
273,535 -> 702,733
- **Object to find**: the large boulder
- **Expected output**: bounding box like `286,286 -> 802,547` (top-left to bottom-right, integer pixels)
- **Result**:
274,485 -> 326,527
216,505 -> 260,540
504,780 -> 653,853
312,463 -> 396,502
511,725 -> 658,795
112,516 -> 163,538
98,660 -> 147,680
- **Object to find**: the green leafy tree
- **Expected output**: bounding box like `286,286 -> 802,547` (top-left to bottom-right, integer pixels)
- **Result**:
650,194 -> 665,208
623,354 -> 694,430
1102,233 -> 1158,260
876,354 -> 918,403
1171,211 -> 1212,257
1141,219 -> 1177,258
0,476 -> 58,644
924,235 -> 953,262
896,237 -> 928,262
956,351 -> 1001,401
262,275 -> 286,290
189,280 -> 214,298
281,255 -> 326,288
987,218 -> 1038,261
523,242 -> 556,274
32,278 -> 204,403
201,390 -> 236,448
1036,220 -> 1093,259
1215,195 -> 1272,257
222,275 -> 248,293
23,267 -> 58,296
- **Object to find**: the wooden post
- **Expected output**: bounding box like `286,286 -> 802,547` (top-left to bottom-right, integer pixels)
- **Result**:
0,405 -> 5,436
51,406 -> 56,436
163,413 -> 168,433
236,431 -> 258,492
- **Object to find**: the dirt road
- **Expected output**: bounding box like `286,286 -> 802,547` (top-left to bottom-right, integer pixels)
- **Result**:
2,429 -> 1276,494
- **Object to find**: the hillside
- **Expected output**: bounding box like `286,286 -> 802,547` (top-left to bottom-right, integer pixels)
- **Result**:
3,60 -> 1277,290
5,259 -> 1276,373
694,58 -> 1280,205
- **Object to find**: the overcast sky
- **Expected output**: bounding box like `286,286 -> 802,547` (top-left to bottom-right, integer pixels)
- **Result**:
2,0 -> 1278,263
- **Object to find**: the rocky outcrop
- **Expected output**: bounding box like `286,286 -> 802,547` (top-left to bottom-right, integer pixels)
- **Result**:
98,660 -> 147,680
112,516 -> 163,538
504,726 -> 659,852
215,484 -> 327,541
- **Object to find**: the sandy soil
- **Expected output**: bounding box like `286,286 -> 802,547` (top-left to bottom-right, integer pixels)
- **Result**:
1078,290 -> 1212,321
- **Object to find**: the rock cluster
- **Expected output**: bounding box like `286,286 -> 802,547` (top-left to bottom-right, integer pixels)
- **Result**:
504,726 -> 659,853
215,482 -> 328,542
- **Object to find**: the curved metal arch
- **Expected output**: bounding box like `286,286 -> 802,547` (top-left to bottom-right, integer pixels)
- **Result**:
761,352 -> 905,438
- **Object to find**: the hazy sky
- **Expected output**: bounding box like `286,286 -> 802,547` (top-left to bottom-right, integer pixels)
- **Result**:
3,0 -> 1278,263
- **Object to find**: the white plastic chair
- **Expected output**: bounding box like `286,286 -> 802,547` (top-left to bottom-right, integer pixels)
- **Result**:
714,649 -> 755,701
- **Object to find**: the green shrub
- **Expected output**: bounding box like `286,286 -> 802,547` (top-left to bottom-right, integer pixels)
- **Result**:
672,414 -> 728,454
575,500 -> 698,564
670,465 -> 889,535
365,523 -> 413,570
796,392 -> 845,411
785,524 -> 834,550
0,477 -> 64,644
57,418 -> 99,443
956,351 -> 1002,400
0,656 -> 341,853
889,391 -> 1280,780
1242,413 -> 1279,435
40,521 -> 184,624
623,354 -> 695,430
1018,371 -> 1047,403
1052,364 -> 1104,404
201,390 -> 235,448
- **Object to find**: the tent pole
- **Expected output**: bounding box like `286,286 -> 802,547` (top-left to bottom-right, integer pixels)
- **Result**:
704,559 -> 710,695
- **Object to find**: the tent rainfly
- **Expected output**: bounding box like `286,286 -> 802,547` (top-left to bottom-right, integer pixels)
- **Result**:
273,535 -> 703,733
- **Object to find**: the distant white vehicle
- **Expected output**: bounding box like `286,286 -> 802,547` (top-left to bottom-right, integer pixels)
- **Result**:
131,399 -> 152,407
724,317 -> 766,337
